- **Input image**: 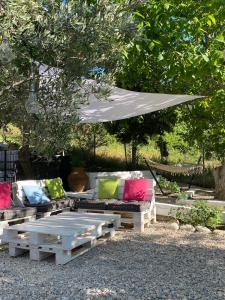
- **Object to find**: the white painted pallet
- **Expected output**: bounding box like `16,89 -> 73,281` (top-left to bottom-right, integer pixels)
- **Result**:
3,212 -> 120,265
36,207 -> 71,218
77,208 -> 155,233
0,215 -> 35,245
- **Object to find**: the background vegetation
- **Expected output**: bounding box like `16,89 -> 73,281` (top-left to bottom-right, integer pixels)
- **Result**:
0,0 -> 225,195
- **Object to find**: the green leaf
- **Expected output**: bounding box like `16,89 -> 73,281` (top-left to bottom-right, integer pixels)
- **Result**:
134,11 -> 145,19
208,14 -> 216,25
158,53 -> 164,61
193,17 -> 199,23
148,41 -> 155,50
216,33 -> 225,43
136,44 -> 141,52
202,54 -> 209,62
164,3 -> 170,10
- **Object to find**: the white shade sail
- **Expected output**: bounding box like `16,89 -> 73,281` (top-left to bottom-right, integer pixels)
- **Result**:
79,87 -> 204,123
25,64 -> 204,123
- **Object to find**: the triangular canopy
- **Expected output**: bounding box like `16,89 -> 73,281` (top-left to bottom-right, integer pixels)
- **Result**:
79,87 -> 204,123
26,63 -> 204,123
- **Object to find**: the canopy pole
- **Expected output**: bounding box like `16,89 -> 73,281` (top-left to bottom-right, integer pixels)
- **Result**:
144,157 -> 165,195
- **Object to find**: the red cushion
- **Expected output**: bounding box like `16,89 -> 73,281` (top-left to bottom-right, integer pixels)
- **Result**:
0,182 -> 11,208
123,178 -> 152,201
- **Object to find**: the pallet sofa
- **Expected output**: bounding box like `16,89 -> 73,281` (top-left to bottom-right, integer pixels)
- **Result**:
1,178 -> 75,245
12,180 -> 74,218
68,171 -> 157,233
0,181 -> 37,244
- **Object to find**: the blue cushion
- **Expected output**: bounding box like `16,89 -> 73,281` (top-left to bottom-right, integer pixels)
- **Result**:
23,185 -> 50,204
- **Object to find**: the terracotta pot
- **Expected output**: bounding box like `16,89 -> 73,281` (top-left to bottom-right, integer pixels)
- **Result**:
67,167 -> 89,192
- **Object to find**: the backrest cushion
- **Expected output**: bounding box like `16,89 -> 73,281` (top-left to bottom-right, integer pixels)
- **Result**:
123,178 -> 153,201
88,171 -> 156,190
0,182 -> 11,208
98,178 -> 121,199
12,180 -> 45,206
45,177 -> 65,200
23,185 -> 50,204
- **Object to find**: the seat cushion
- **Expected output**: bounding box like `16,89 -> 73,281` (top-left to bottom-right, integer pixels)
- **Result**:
55,198 -> 72,209
75,199 -> 107,210
106,200 -> 151,212
24,200 -> 57,213
0,207 -> 36,221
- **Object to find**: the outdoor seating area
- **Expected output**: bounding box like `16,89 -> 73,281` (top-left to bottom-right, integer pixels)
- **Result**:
1,1 -> 225,298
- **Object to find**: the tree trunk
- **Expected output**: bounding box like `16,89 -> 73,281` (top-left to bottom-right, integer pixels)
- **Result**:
124,143 -> 128,168
131,141 -> 138,168
157,136 -> 169,163
213,163 -> 225,200
18,145 -> 34,179
18,123 -> 34,179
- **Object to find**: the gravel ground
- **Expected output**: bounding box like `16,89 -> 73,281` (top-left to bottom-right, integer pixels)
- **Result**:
1,223 -> 225,300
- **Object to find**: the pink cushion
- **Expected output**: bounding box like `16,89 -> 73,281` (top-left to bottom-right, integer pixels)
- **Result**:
0,182 -> 11,208
123,178 -> 152,201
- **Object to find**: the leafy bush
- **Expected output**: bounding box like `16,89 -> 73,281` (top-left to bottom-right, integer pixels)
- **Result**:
159,177 -> 180,193
175,200 -> 223,229
177,192 -> 189,201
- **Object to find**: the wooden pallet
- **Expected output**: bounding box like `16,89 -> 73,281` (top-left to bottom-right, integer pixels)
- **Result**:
77,208 -> 155,233
0,215 -> 35,245
36,207 -> 71,219
3,212 -> 120,265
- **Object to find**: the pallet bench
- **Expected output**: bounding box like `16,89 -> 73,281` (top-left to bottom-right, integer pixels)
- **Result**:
3,212 -> 121,265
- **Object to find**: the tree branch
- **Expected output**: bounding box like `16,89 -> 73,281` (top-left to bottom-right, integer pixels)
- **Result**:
0,77 -> 33,97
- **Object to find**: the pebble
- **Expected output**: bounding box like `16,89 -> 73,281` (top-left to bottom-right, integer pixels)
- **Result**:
212,229 -> 225,236
1,223 -> 225,300
167,222 -> 179,231
179,224 -> 195,232
195,225 -> 211,233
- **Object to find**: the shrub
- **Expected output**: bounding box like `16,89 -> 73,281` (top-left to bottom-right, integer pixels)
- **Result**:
175,200 -> 223,229
177,192 -> 189,201
159,177 -> 180,193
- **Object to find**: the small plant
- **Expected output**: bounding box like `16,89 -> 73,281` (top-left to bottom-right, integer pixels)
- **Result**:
159,177 -> 180,193
177,192 -> 189,201
175,200 -> 223,229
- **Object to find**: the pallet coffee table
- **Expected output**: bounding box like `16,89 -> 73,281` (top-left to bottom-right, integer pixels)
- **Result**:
3,212 -> 121,265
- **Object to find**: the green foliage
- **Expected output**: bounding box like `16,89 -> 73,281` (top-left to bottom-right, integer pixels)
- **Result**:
71,124 -> 108,153
177,192 -> 189,201
118,0 -> 225,161
175,200 -> 223,229
69,150 -> 86,167
105,109 -> 177,166
159,177 -> 180,193
0,0 -> 132,158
